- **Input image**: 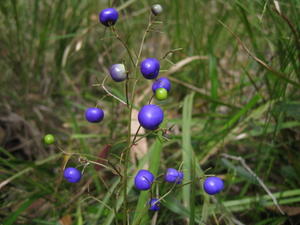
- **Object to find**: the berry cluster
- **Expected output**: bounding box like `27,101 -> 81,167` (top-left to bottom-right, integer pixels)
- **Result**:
43,3 -> 224,216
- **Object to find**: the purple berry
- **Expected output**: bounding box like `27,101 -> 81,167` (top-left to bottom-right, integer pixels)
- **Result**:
149,198 -> 160,211
177,171 -> 184,184
85,107 -> 104,123
109,64 -> 127,82
203,176 -> 224,195
152,77 -> 171,92
99,8 -> 119,27
165,168 -> 179,183
165,168 -> 183,184
138,104 -> 164,130
134,169 -> 154,190
63,167 -> 82,183
140,58 -> 160,79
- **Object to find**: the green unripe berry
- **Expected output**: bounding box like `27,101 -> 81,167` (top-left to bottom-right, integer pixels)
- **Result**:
44,134 -> 55,145
155,88 -> 168,100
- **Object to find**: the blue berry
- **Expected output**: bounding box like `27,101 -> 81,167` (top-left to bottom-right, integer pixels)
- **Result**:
138,104 -> 164,130
152,77 -> 171,92
177,171 -> 184,184
85,107 -> 104,123
63,167 -> 82,183
134,169 -> 154,190
165,168 -> 183,184
140,58 -> 160,79
109,64 -> 127,82
99,8 -> 119,27
149,198 -> 160,211
203,176 -> 224,195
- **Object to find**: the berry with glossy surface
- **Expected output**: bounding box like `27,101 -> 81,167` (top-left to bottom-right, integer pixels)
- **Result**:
138,104 -> 164,130
155,88 -> 168,100
152,77 -> 171,92
85,107 -> 104,123
140,58 -> 160,79
203,176 -> 224,195
99,8 -> 119,27
165,168 -> 183,183
109,64 -> 127,82
149,198 -> 160,211
151,4 -> 163,16
134,169 -> 154,190
44,134 -> 55,145
165,168 -> 179,183
63,167 -> 82,183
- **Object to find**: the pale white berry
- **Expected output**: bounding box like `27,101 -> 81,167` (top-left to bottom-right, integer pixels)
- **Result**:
151,4 -> 163,16
109,64 -> 127,82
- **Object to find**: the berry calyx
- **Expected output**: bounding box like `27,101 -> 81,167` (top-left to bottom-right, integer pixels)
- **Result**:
140,58 -> 160,79
85,107 -> 104,123
152,77 -> 171,92
63,167 -> 82,183
155,88 -> 168,100
151,4 -> 163,16
109,64 -> 127,82
165,168 -> 184,184
149,198 -> 160,211
99,8 -> 119,27
43,134 -> 55,145
138,104 -> 164,130
134,169 -> 154,190
203,176 -> 224,195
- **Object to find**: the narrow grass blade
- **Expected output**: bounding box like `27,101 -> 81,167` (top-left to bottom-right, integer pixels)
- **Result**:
3,193 -> 45,225
209,54 -> 218,111
182,92 -> 195,224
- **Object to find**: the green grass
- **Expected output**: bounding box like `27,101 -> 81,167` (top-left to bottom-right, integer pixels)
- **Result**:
1,0 -> 300,224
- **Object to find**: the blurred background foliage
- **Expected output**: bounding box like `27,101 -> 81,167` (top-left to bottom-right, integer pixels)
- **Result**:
1,0 -> 300,224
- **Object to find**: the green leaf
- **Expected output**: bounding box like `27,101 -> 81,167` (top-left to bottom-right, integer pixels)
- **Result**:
182,92 -> 195,224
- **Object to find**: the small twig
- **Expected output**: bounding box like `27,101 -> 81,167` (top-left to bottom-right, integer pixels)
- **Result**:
273,5 -> 300,61
107,160 -> 123,178
110,26 -> 136,66
148,29 -> 165,34
125,73 -> 130,106
87,159 -> 114,171
164,58 -> 176,65
56,145 -> 121,176
81,196 -> 115,213
148,94 -> 154,104
162,55 -> 208,77
161,48 -> 183,60
132,125 -> 142,144
135,12 -> 153,67
152,181 -> 178,205
221,153 -> 285,215
120,125 -> 142,164
218,20 -> 300,88
99,76 -> 127,105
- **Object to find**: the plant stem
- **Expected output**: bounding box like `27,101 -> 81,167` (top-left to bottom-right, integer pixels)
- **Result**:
111,26 -> 136,67
135,12 -> 153,67
123,78 -> 138,225
122,11 -> 153,225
